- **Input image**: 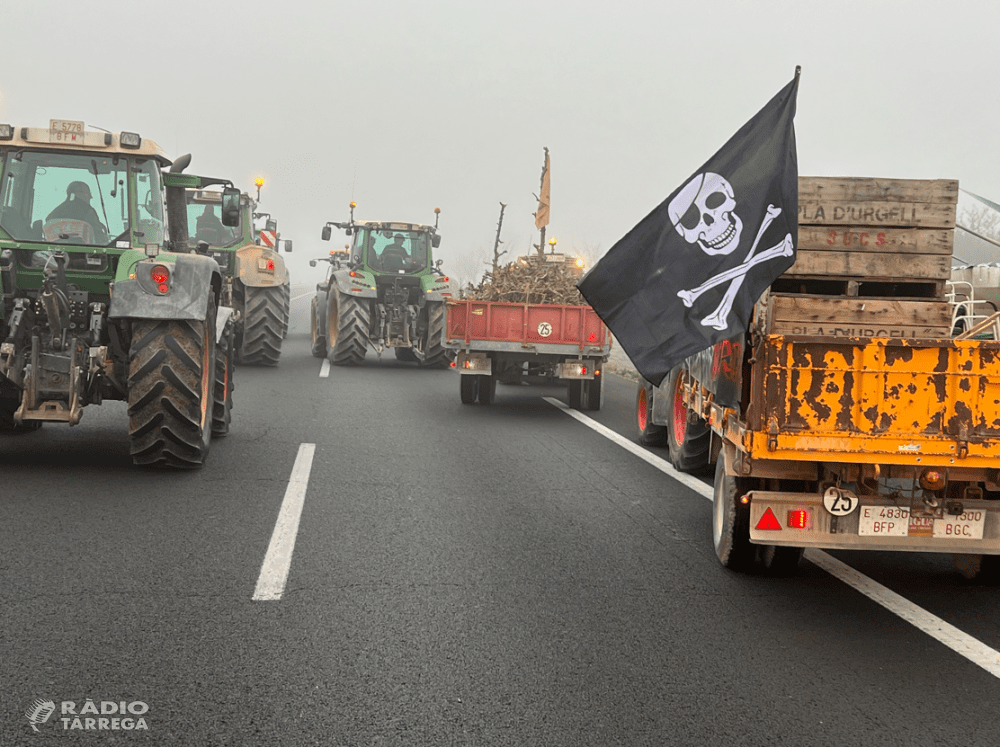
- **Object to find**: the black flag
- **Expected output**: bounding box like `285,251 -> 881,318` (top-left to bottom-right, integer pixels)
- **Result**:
578,73 -> 799,387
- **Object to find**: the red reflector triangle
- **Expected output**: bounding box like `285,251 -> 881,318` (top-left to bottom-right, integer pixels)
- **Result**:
755,507 -> 782,531
587,332 -> 597,342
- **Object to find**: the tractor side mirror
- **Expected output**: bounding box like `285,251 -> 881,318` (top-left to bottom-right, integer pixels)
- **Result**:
220,187 -> 241,227
432,234 -> 441,248
265,219 -> 277,233
309,259 -> 317,267
280,239 -> 293,253
436,259 -> 443,267
321,225 -> 332,241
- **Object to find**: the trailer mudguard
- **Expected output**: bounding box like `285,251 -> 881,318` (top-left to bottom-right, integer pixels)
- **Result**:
109,253 -> 221,321
235,245 -> 288,287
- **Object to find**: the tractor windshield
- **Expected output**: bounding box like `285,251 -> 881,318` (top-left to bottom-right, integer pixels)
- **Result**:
185,191 -> 242,248
361,228 -> 431,274
0,149 -> 141,247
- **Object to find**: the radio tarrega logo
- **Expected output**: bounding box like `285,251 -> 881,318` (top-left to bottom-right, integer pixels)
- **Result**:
25,698 -> 150,733
24,700 -> 55,732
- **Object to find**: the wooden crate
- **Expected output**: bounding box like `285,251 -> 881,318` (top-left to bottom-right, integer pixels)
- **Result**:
756,177 -> 959,337
762,294 -> 953,339
790,177 -> 957,287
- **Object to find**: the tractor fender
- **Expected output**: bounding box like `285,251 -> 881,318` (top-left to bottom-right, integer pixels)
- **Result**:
234,244 -> 288,287
109,253 -> 222,323
331,269 -> 377,299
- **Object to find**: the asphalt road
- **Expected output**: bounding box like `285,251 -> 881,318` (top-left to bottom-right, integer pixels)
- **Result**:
2,284 -> 999,746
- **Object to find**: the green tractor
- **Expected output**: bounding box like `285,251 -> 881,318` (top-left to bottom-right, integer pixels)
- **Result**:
311,203 -> 452,367
0,120 -> 236,467
161,166 -> 291,366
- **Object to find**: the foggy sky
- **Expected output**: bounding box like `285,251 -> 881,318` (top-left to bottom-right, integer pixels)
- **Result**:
8,0 -> 1000,285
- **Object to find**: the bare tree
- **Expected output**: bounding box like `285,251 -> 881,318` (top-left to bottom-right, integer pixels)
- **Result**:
492,202 -> 507,273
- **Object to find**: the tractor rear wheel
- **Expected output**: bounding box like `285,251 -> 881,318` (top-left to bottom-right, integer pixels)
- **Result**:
128,303 -> 217,468
212,316 -> 235,438
328,289 -> 370,366
238,284 -> 284,366
310,298 -> 327,358
417,302 -> 452,368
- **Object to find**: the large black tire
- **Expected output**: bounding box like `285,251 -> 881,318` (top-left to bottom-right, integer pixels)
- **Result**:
712,453 -> 756,572
128,304 -> 217,469
280,283 -> 290,339
327,289 -> 370,366
238,285 -> 284,366
636,381 -> 667,446
666,366 -> 711,474
309,298 -> 326,358
212,317 -> 235,438
582,374 -> 603,411
478,373 -> 497,405
417,302 -> 452,368
460,374 -> 478,404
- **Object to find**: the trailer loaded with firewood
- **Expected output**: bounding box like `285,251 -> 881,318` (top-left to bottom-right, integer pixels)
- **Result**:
637,176 -> 1000,580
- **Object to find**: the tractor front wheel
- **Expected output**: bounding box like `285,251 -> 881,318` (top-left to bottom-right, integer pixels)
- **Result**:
212,316 -> 235,438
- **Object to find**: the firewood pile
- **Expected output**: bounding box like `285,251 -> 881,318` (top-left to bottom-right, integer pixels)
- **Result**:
462,261 -> 587,305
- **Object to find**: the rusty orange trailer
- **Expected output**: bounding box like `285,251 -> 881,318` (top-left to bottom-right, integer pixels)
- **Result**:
638,176 -> 1000,579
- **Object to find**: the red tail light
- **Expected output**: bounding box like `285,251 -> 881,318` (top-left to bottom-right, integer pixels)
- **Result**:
150,264 -> 170,294
787,510 -> 809,529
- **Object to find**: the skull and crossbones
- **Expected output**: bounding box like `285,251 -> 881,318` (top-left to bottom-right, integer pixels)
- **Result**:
668,172 -> 793,330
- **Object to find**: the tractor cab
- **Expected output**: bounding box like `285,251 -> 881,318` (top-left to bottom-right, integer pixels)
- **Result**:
185,188 -> 243,249
350,223 -> 434,276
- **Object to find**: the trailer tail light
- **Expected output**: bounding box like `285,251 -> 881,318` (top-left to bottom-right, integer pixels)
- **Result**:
755,507 -> 782,530
150,264 -> 170,294
787,509 -> 809,529
450,361 -> 456,367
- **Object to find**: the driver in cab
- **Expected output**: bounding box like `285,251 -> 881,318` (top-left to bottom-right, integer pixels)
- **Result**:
381,233 -> 410,271
46,181 -> 109,244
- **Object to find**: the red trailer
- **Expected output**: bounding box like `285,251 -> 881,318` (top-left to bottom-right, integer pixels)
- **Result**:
442,299 -> 612,408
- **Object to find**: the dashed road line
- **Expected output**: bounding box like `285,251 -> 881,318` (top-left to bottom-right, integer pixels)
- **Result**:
253,443 -> 316,601
319,359 -> 330,378
291,291 -> 313,302
544,396 -> 1000,680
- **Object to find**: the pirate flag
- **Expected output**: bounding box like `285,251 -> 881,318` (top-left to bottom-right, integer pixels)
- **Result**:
578,71 -> 799,387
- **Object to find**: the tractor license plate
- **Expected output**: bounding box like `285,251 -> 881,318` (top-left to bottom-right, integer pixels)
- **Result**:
49,119 -> 84,143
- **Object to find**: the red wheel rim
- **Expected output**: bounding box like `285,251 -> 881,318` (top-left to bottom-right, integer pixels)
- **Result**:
638,387 -> 648,431
672,374 -> 687,445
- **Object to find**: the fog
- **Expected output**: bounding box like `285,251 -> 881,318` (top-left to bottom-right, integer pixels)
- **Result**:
7,0 -> 999,285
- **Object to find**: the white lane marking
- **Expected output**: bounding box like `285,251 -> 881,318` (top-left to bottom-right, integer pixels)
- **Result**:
319,359 -> 331,378
253,443 -> 317,601
291,291 -> 313,302
543,396 -> 1000,680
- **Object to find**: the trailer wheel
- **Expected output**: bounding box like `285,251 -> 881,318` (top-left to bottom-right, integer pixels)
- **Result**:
327,289 -> 370,366
712,453 -> 755,571
582,374 -> 603,411
309,298 -> 327,358
237,284 -> 284,366
636,381 -> 667,446
128,301 -> 217,469
955,554 -> 1000,584
568,380 -> 583,409
758,544 -> 803,576
212,316 -> 235,438
460,374 -> 479,404
478,373 -> 497,405
666,365 -> 711,474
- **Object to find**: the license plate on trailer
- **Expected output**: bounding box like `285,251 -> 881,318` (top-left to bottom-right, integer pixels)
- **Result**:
858,505 -> 910,537
933,510 -> 986,540
49,119 -> 84,142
